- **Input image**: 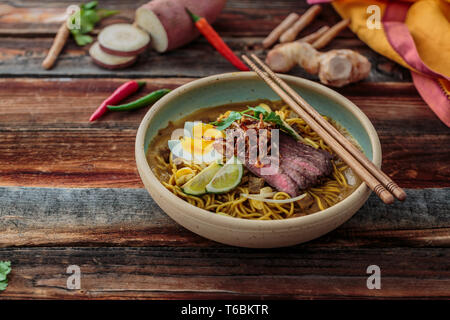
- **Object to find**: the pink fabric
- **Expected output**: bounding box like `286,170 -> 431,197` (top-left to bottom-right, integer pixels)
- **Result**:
307,0 -> 450,126
382,2 -> 450,80
412,72 -> 450,126
382,1 -> 450,127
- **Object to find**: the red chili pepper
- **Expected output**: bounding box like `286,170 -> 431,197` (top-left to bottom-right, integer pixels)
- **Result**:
186,8 -> 249,72
89,80 -> 145,121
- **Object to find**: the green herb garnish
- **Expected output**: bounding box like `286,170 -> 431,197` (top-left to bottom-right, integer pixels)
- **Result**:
69,1 -> 119,46
247,106 -> 267,118
0,261 -> 11,292
211,105 -> 301,140
211,111 -> 243,131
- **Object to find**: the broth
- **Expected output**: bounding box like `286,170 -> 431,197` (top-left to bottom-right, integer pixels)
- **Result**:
147,99 -> 362,218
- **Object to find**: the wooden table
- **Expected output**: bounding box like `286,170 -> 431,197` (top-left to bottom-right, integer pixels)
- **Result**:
0,0 -> 449,300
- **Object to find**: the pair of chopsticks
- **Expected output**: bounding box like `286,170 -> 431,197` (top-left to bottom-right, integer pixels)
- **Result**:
241,54 -> 406,205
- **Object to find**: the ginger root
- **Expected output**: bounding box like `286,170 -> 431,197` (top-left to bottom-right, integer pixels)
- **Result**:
265,42 -> 371,87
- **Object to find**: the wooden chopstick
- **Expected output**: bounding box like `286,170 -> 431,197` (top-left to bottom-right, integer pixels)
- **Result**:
242,54 -> 404,204
249,54 -> 406,201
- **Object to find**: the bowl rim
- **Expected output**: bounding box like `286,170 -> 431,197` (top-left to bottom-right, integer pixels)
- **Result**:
135,72 -> 381,231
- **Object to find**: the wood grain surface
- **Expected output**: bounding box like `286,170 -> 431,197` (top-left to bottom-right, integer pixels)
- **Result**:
0,79 -> 448,188
0,0 -> 409,81
0,0 -> 353,36
0,187 -> 448,248
0,0 -> 448,300
0,37 -> 410,81
0,246 -> 449,299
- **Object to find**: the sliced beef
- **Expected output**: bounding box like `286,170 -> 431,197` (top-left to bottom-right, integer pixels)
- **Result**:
246,160 -> 299,197
279,134 -> 333,184
279,134 -> 333,174
280,159 -> 311,189
213,129 -> 333,196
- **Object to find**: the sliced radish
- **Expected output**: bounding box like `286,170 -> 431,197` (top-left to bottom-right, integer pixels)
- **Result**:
89,42 -> 137,69
98,23 -> 150,57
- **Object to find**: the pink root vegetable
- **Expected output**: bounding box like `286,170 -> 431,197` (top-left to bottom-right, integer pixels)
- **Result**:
89,42 -> 138,69
135,0 -> 226,53
98,23 -> 150,57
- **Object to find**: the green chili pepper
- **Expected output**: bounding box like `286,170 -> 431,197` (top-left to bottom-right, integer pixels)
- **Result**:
107,89 -> 171,111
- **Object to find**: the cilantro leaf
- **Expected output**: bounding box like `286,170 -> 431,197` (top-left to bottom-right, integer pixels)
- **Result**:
248,106 -> 268,119
210,106 -> 301,140
212,111 -> 242,131
263,112 -> 301,140
0,261 -> 11,292
69,1 -> 119,46
263,111 -> 282,124
73,34 -> 93,46
81,1 -> 98,10
97,9 -> 120,20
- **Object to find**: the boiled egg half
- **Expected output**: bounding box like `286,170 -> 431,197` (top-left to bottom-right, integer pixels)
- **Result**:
168,122 -> 224,164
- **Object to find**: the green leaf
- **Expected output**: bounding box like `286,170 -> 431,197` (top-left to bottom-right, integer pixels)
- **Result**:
0,282 -> 7,291
248,106 -> 268,118
0,261 -> 11,292
212,111 -> 242,131
74,34 -> 93,46
97,9 -> 120,20
69,1 -> 119,46
83,9 -> 100,25
81,1 -> 98,10
211,106 -> 300,140
263,111 -> 282,124
0,261 -> 11,280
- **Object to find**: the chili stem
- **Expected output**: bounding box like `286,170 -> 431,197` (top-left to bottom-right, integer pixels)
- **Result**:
89,80 -> 145,121
186,8 -> 249,71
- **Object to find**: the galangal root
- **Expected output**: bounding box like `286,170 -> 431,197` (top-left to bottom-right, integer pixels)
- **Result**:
266,41 -> 371,87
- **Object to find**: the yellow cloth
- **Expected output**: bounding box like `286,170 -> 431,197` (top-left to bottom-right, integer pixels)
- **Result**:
332,0 -> 450,86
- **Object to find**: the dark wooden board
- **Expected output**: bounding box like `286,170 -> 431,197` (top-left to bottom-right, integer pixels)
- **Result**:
0,1 -> 410,81
0,0 -> 448,301
0,79 -> 448,188
0,246 -> 449,299
0,37 -> 409,81
0,186 -> 448,248
0,0 -> 356,37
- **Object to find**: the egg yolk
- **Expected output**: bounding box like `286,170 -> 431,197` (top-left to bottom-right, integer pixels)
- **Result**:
181,137 -> 214,156
179,123 -> 223,156
192,123 -> 224,140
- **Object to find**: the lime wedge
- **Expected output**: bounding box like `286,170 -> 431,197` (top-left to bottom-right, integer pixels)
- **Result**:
206,157 -> 243,194
182,162 -> 222,196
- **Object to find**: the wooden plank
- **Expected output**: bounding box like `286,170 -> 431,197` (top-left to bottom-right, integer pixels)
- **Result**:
0,0 -> 408,80
0,129 -> 142,188
0,0 -> 350,37
0,78 -> 187,126
0,79 -> 447,188
0,246 -> 448,299
0,0 -> 410,82
0,187 -> 448,247
0,36 -> 410,81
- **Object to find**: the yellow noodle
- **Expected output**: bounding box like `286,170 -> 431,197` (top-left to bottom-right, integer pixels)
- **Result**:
153,102 -> 359,220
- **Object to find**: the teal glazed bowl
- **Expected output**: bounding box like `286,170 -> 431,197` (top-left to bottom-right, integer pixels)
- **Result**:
136,72 -> 381,248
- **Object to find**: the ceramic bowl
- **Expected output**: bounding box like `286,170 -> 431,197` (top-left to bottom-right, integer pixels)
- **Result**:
135,72 -> 381,248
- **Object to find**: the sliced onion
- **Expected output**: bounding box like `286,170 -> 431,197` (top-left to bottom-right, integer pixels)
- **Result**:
240,193 -> 307,204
